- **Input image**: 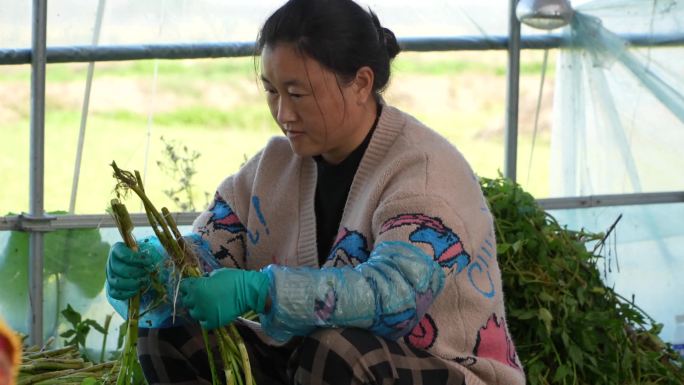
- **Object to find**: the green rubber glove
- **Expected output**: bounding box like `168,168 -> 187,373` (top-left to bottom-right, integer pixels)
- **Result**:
105,240 -> 166,300
179,268 -> 270,330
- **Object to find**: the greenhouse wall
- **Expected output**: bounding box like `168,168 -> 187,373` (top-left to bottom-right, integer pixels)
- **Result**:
0,0 -> 682,354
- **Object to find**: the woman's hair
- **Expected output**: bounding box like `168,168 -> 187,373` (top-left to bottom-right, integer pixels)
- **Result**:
256,0 -> 401,96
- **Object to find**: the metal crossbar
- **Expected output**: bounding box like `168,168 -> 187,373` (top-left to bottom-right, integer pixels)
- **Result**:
1,192 -> 683,232
0,212 -> 198,231
2,34 -> 684,65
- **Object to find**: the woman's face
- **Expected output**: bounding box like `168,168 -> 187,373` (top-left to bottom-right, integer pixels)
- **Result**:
260,43 -> 370,164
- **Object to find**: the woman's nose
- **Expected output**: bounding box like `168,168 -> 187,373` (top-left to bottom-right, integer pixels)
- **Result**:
276,97 -> 297,124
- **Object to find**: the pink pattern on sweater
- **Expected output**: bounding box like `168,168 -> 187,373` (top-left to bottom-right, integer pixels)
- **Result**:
405,313 -> 437,349
380,213 -> 447,233
474,314 -> 521,370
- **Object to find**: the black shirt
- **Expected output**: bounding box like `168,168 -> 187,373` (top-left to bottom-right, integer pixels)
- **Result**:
314,106 -> 381,266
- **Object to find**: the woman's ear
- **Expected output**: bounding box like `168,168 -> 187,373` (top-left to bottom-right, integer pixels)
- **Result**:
353,66 -> 375,104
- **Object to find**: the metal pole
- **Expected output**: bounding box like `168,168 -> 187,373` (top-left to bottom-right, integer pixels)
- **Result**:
504,0 -> 521,181
29,0 -> 48,345
69,0 -> 106,213
2,33 -> 684,65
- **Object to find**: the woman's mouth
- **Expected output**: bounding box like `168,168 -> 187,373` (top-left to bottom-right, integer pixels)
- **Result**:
286,130 -> 304,139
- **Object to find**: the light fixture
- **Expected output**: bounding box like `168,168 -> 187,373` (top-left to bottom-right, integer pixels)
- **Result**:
516,0 -> 574,30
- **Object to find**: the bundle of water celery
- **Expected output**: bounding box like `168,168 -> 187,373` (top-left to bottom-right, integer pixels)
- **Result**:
109,161 -> 254,385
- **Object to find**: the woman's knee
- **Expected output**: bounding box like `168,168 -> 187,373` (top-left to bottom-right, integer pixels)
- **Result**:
290,328 -> 394,385
136,325 -> 215,385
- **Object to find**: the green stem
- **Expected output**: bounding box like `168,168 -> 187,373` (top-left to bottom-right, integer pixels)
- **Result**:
228,324 -> 254,385
230,356 -> 243,385
218,329 -> 238,357
100,314 -> 112,363
162,207 -> 197,270
141,202 -> 169,250
216,330 -> 235,384
201,328 -> 220,385
18,362 -> 114,385
25,346 -> 79,360
115,295 -> 140,385
17,369 -> 74,385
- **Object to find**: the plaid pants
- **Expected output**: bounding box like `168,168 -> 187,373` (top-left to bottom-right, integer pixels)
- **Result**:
137,323 -> 465,385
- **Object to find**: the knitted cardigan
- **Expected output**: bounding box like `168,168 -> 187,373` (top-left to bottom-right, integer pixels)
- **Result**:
190,105 -> 525,385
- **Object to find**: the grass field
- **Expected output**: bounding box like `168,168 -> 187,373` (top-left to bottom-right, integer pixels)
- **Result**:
0,50 -> 555,215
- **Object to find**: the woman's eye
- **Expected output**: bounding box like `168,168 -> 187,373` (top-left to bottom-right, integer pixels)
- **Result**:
264,88 -> 277,95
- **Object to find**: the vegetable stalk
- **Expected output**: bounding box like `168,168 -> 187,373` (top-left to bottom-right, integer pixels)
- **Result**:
109,199 -> 143,385
110,161 -> 255,385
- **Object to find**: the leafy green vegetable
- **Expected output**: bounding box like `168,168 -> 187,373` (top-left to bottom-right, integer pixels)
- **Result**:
60,304 -> 108,350
481,177 -> 684,385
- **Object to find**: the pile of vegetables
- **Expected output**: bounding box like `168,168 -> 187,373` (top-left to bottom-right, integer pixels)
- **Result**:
481,177 -> 684,384
18,341 -> 116,385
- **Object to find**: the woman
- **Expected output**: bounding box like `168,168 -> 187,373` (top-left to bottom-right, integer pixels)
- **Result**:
106,0 -> 525,384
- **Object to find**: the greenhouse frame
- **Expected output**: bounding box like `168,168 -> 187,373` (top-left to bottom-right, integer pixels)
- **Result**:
1,0 -> 683,381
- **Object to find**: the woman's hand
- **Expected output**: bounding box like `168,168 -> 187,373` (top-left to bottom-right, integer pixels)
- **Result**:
179,268 -> 270,329
105,241 -> 166,300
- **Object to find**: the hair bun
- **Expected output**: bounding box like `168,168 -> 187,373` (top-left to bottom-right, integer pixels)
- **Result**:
381,27 -> 400,59
369,10 -> 400,60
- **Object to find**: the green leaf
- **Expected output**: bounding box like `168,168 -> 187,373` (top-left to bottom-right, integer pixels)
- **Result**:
498,243 -> 511,253
552,364 -> 571,382
568,344 -> 584,365
84,319 -> 107,334
576,286 -> 586,305
58,229 -> 110,297
538,291 -> 555,303
538,307 -> 553,333
591,286 -> 605,294
512,309 -> 537,320
561,331 -> 571,348
511,240 -> 524,253
76,334 -> 88,347
0,222 -> 111,338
